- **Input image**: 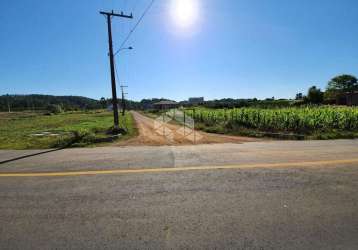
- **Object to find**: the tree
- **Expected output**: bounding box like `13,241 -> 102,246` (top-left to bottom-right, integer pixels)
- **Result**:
46,104 -> 62,114
295,93 -> 303,100
325,75 -> 358,103
306,86 -> 324,104
327,74 -> 358,94
100,97 -> 107,108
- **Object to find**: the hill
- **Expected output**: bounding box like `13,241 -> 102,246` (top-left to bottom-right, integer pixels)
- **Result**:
0,94 -> 102,112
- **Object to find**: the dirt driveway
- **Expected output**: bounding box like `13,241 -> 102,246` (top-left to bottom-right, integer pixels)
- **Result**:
120,111 -> 257,146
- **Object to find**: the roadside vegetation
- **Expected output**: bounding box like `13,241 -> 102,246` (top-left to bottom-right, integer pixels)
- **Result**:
143,106 -> 358,140
0,110 -> 136,149
183,74 -> 358,140
186,106 -> 358,140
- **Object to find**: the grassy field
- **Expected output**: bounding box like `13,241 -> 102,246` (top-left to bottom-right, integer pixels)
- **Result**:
0,110 -> 137,149
186,106 -> 358,140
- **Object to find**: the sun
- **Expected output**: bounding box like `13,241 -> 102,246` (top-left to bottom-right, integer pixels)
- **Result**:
170,0 -> 199,29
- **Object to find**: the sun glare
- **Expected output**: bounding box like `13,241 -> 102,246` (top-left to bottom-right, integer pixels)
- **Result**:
170,0 -> 199,29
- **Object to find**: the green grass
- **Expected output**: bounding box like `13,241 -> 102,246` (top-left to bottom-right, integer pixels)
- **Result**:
0,110 -> 137,149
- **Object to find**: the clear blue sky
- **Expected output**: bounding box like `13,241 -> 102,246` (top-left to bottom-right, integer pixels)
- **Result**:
1,0 -> 358,101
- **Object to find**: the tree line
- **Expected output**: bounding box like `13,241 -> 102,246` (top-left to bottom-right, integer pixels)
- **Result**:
295,74 -> 358,104
0,95 -> 103,112
0,95 -> 171,112
1,74 -> 357,112
194,74 -> 358,109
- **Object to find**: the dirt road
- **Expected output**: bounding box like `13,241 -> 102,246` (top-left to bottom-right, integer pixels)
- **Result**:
122,111 -> 257,146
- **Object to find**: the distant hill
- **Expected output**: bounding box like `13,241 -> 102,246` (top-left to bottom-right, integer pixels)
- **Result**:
0,94 -> 298,112
0,94 -> 102,112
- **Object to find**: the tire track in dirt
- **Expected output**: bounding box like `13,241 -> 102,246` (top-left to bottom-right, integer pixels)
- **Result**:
119,111 -> 258,146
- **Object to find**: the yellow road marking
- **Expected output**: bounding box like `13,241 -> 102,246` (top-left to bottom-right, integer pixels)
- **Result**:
0,158 -> 358,177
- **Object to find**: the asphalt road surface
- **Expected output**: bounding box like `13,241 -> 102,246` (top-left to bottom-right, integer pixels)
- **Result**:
1,140 -> 358,249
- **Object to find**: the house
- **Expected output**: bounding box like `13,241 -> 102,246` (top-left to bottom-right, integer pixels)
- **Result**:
336,92 -> 358,106
107,104 -> 123,111
346,92 -> 358,106
153,100 -> 179,110
142,103 -> 154,110
188,97 -> 204,105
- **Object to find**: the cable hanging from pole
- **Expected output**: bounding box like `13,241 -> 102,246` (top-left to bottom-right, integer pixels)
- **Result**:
114,0 -> 155,57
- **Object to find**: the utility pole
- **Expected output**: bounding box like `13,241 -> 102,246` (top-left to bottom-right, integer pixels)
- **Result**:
120,85 -> 128,116
6,95 -> 11,113
7,99 -> 11,113
100,10 -> 133,130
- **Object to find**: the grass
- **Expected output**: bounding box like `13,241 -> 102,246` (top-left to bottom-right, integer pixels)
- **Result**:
0,110 -> 137,149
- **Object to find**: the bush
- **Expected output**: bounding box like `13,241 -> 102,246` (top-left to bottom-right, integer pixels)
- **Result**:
46,104 -> 62,114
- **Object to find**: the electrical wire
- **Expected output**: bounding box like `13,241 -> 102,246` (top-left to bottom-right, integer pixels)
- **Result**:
114,56 -> 128,97
114,0 -> 155,56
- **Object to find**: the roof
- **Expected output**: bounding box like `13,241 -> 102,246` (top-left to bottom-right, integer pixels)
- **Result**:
153,100 -> 178,105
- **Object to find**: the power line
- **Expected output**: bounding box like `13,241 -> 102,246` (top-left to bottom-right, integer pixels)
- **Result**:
114,58 -> 128,116
113,58 -> 121,90
114,0 -> 155,56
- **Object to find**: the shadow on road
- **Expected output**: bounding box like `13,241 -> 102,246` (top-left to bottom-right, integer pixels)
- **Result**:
0,148 -> 64,165
0,130 -> 110,165
0,134 -> 87,165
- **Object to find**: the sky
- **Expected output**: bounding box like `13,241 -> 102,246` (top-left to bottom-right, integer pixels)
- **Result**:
1,0 -> 358,101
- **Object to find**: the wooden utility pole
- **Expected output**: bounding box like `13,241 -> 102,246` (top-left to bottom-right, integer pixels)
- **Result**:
7,98 -> 11,113
100,10 -> 133,130
120,85 -> 128,116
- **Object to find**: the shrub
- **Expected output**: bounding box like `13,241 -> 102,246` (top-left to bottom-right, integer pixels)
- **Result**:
46,104 -> 62,114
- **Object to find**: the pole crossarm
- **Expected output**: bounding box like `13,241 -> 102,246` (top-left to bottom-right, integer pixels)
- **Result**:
99,10 -> 133,19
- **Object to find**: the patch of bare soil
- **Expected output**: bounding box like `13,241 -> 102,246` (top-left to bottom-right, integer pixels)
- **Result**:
118,111 -> 258,146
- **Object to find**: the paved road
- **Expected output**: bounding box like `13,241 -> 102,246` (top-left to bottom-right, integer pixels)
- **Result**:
1,140 -> 358,249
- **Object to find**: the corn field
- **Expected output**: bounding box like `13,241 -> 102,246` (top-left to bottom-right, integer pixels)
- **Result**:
185,107 -> 358,133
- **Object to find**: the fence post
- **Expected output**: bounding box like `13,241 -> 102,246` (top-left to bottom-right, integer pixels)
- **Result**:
162,113 -> 165,136
193,109 -> 196,144
183,110 -> 186,136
